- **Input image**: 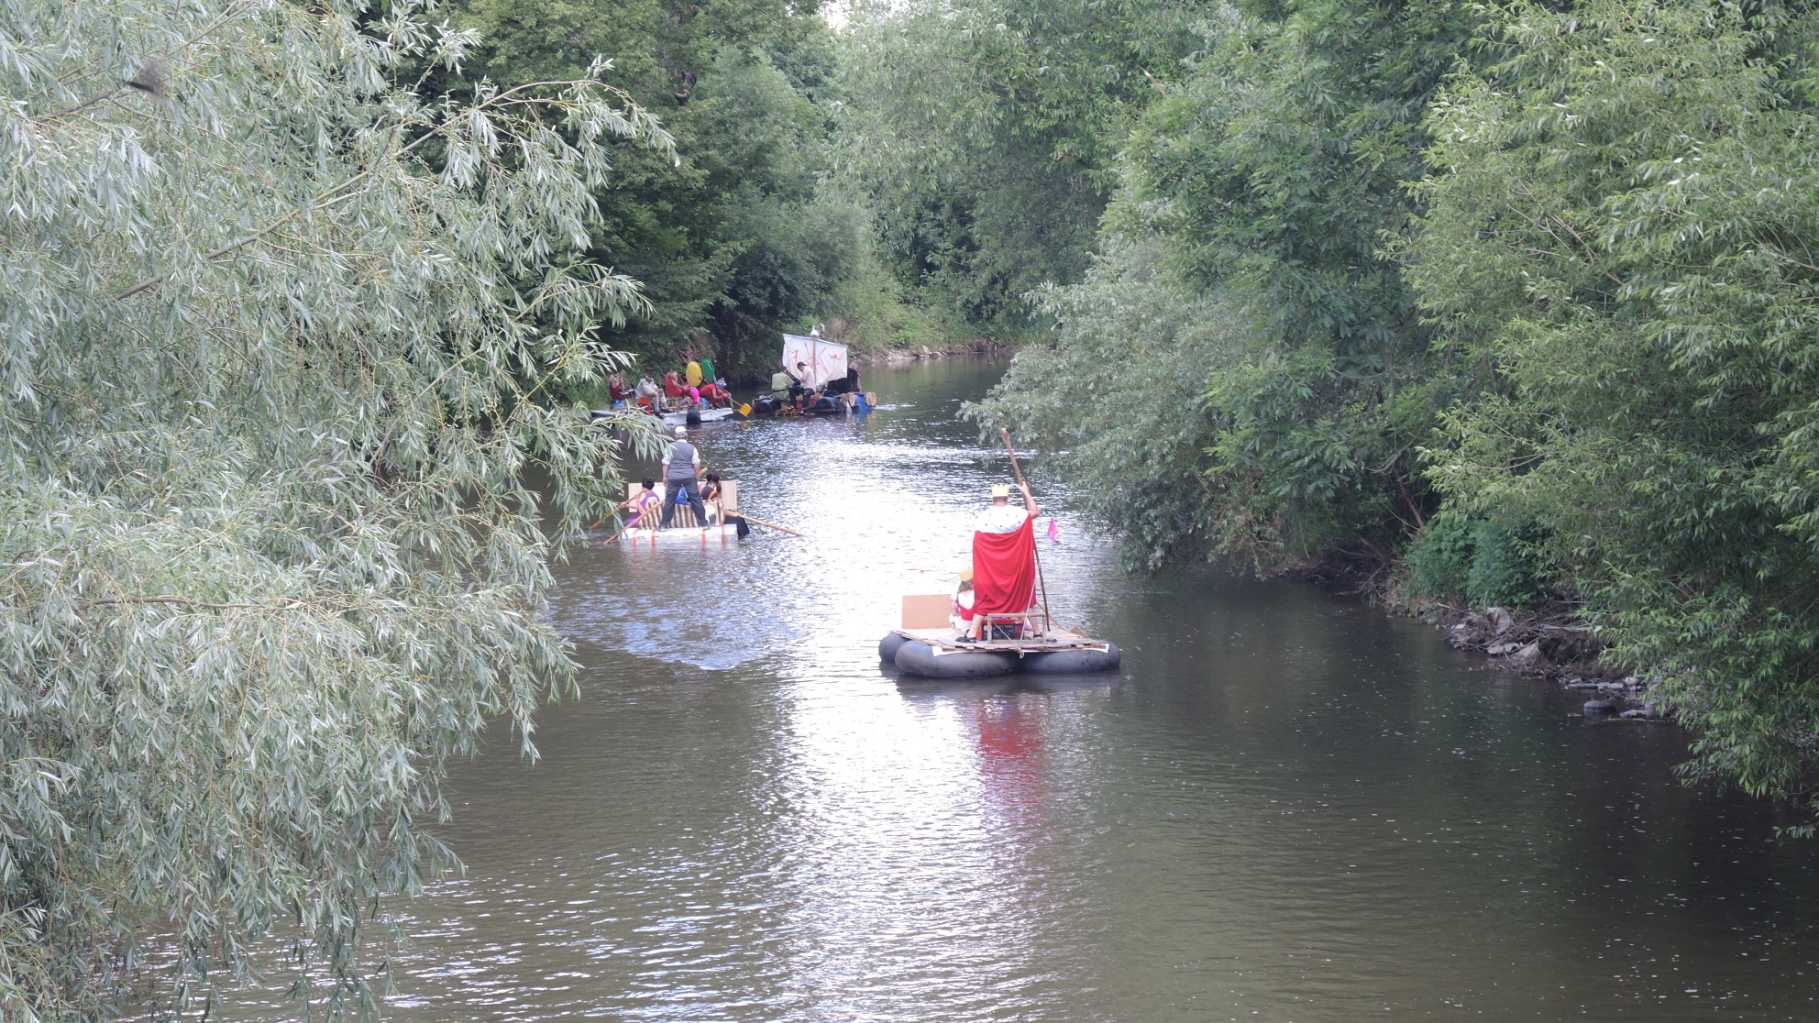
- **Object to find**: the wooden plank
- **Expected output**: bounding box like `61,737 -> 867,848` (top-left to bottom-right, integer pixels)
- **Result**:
901,594 -> 953,630
892,626 -> 1106,654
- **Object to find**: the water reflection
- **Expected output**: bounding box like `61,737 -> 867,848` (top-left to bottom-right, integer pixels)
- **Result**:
203,359 -> 1819,1023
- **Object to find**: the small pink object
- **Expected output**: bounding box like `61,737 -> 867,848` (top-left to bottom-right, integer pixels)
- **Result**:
1046,517 -> 1060,543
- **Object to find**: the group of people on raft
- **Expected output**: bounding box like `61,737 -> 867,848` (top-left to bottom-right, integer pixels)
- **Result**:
951,480 -> 1043,642
611,425 -> 747,536
606,351 -> 734,415
603,355 -> 867,417
768,359 -> 866,415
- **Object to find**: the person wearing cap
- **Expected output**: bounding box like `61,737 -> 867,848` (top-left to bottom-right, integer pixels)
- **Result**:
964,481 -> 1041,641
658,425 -> 707,528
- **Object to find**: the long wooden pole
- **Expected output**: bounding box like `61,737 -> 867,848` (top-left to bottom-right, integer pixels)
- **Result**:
1000,428 -> 1051,633
739,513 -> 807,538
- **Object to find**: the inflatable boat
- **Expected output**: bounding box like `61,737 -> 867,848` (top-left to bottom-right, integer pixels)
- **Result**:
879,595 -> 1119,679
746,392 -> 869,417
880,628 -> 1119,678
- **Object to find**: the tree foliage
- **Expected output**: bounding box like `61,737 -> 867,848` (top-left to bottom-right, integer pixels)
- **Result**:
973,0 -> 1481,569
956,0 -> 1819,821
453,0 -> 872,375
0,0 -> 668,1016
1406,0 -> 1819,818
836,0 -> 1211,332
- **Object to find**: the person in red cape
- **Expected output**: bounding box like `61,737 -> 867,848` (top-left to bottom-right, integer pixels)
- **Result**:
961,481 -> 1040,642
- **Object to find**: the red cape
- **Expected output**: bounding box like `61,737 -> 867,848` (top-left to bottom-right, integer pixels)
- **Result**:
966,514 -> 1036,623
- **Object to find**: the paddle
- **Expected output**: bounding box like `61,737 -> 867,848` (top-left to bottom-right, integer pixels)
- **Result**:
999,427 -> 1052,634
739,513 -> 806,538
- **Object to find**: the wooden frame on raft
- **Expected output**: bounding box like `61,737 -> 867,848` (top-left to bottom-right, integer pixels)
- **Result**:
610,479 -> 742,547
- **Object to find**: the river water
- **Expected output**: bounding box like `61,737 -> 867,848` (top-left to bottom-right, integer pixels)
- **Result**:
234,360 -> 1819,1021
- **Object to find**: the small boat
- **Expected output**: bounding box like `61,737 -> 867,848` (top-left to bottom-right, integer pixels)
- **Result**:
660,406 -> 736,426
611,480 -> 748,547
879,595 -> 1120,679
615,521 -> 745,547
588,406 -> 736,427
742,395 -> 854,418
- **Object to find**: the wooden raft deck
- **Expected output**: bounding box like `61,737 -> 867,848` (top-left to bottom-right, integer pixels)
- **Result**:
891,627 -> 1112,656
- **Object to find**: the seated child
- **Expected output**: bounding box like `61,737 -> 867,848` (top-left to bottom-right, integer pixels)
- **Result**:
701,473 -> 725,523
619,479 -> 661,530
951,572 -> 975,636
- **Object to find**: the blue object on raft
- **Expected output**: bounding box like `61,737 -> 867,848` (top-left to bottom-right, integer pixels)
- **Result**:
880,633 -> 1121,679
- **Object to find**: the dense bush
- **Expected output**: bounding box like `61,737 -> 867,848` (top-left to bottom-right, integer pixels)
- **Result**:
1402,514 -> 1539,608
1403,512 -> 1475,603
1408,0 -> 1819,813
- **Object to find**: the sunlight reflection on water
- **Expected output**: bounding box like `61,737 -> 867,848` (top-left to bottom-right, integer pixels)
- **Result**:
198,359 -> 1819,1023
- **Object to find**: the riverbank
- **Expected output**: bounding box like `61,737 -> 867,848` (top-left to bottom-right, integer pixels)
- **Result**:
852,338 -> 1016,366
1292,550 -> 1667,722
1400,596 -> 1666,721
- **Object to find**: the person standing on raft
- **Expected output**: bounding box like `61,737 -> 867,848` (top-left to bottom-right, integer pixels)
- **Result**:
658,426 -> 708,528
961,481 -> 1041,641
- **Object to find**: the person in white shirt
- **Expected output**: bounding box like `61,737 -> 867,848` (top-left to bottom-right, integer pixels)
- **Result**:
974,481 -> 1037,534
964,482 -> 1041,640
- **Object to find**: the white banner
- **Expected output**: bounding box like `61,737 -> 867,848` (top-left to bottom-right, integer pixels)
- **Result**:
781,333 -> 848,389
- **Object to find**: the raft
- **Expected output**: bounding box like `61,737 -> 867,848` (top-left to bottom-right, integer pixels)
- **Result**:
880,626 -> 1121,679
589,406 -> 736,427
611,480 -> 747,547
615,522 -> 745,547
660,406 -> 735,426
745,392 -> 877,418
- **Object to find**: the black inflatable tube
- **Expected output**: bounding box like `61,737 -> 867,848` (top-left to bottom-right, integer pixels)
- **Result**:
878,632 -> 908,664
1019,643 -> 1121,674
892,639 -> 1015,679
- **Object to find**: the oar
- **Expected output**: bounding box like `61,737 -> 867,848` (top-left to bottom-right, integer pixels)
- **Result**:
999,427 -> 1052,633
739,513 -> 806,538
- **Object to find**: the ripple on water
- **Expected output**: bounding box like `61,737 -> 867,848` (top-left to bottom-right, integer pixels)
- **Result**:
197,362 -> 1819,1023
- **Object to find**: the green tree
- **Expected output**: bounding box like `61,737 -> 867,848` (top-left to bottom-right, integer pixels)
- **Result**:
1406,0 -> 1819,822
975,0 -> 1481,571
836,0 -> 1210,333
455,0 -> 857,376
0,0 -> 668,1016
969,234 -> 1242,568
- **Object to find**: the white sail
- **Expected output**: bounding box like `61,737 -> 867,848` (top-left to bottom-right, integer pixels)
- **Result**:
781,333 -> 848,389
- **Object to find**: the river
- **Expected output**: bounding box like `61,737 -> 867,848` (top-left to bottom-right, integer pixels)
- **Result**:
230,359 -> 1819,1021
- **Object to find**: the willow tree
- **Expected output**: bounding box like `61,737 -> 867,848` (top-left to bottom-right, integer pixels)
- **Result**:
0,0 -> 669,1017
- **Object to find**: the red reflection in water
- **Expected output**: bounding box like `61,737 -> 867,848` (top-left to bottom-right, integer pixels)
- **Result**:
975,698 -> 1046,830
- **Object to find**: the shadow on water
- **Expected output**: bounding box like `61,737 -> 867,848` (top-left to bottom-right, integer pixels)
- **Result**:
211,358 -> 1819,1023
